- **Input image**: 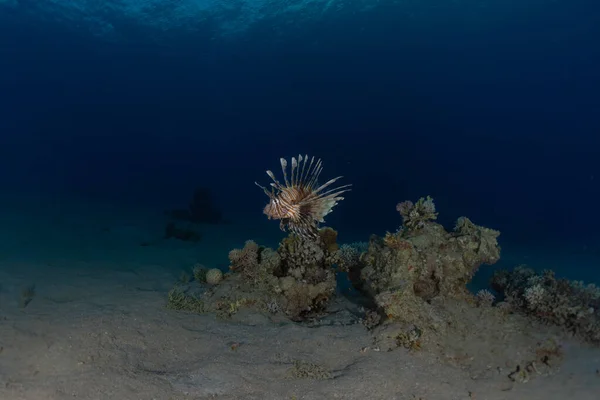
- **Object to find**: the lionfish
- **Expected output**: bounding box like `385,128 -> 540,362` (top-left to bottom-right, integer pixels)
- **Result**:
256,155 -> 351,239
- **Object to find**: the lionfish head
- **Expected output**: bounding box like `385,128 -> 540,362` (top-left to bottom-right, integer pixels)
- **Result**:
255,155 -> 351,239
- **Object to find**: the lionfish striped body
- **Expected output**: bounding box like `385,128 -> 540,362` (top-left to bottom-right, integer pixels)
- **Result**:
256,155 -> 351,239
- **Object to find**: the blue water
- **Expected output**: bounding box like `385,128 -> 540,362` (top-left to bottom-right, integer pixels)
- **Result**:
1,0 -> 599,286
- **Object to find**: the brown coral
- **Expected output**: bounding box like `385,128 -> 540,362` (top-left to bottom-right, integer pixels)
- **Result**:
352,199 -> 501,327
203,229 -> 340,321
228,240 -> 260,272
396,196 -> 438,231
492,266 -> 600,344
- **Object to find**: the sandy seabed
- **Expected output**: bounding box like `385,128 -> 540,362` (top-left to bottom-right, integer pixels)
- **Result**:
0,195 -> 599,400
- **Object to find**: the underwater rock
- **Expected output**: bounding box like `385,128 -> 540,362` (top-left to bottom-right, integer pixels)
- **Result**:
354,212 -> 500,301
344,197 -> 500,341
205,268 -> 223,285
166,286 -> 206,313
192,263 -> 209,282
189,228 -> 340,321
492,265 -> 600,344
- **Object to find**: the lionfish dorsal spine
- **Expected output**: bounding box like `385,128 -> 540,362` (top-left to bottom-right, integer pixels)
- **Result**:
291,156 -> 299,186
298,154 -> 308,186
296,154 -> 304,186
279,158 -> 289,187
306,156 -> 319,185
266,170 -> 284,191
309,156 -> 318,185
301,155 -> 315,187
307,159 -> 323,190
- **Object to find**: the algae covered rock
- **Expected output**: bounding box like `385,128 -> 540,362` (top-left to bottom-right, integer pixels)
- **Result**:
349,197 -> 501,332
166,197 -> 503,338
192,263 -> 209,282
196,228 -> 340,321
492,266 -> 600,344
205,268 -> 223,285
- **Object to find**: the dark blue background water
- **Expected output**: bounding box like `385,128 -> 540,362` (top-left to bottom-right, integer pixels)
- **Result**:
1,2 -> 599,280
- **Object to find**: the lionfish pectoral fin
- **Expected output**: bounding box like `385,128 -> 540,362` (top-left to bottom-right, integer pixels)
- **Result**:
315,185 -> 352,200
298,184 -> 351,207
290,208 -> 320,239
313,176 -> 345,194
279,219 -> 290,232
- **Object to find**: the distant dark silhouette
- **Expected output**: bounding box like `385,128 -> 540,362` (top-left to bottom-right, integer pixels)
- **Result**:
167,187 -> 224,224
164,222 -> 202,242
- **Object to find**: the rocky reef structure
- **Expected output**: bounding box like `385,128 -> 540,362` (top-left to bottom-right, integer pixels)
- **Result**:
165,196 -> 578,383
168,228 -> 340,321
492,266 -> 600,344
342,197 -> 501,344
169,197 -> 502,331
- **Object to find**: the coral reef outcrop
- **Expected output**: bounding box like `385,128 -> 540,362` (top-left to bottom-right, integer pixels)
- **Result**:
163,194 -> 589,385
343,197 -> 501,342
492,266 -> 600,344
177,228 -> 340,321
